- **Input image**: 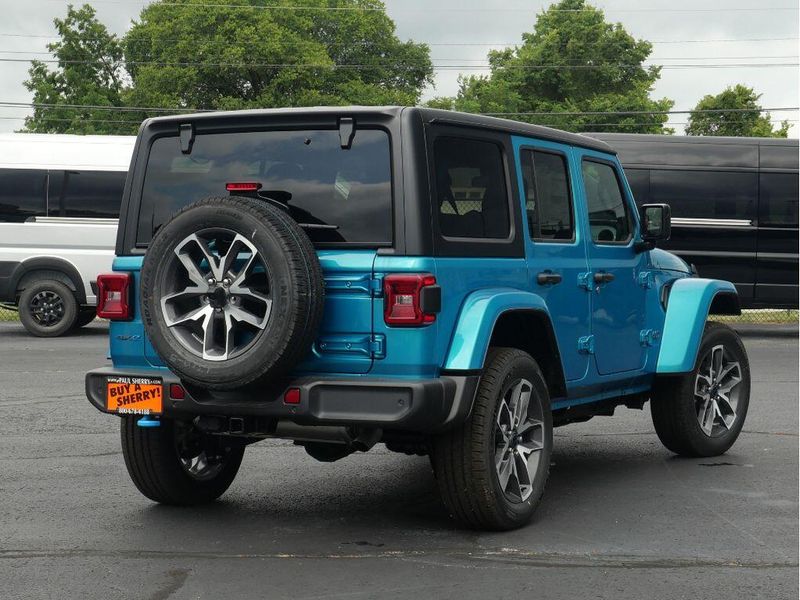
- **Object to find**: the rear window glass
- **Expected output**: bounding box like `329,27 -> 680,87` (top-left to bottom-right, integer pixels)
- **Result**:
136,129 -> 392,246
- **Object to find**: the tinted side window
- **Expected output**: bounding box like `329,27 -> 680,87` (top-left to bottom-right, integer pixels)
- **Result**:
581,160 -> 632,243
435,137 -> 510,239
0,169 -> 46,222
49,170 -> 125,218
649,170 -> 756,221
521,150 -> 574,241
760,173 -> 799,228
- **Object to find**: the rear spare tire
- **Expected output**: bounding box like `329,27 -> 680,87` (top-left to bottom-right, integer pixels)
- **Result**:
140,196 -> 324,390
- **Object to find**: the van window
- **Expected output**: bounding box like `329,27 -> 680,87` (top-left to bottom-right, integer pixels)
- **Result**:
0,169 -> 46,222
649,170 -> 756,222
137,129 -> 392,246
581,160 -> 633,244
435,137 -> 510,239
49,170 -> 126,218
760,173 -> 799,228
521,150 -> 574,241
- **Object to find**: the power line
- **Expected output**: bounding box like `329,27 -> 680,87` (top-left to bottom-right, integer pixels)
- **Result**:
6,50 -> 799,62
0,32 -> 796,45
2,101 -> 796,117
1,57 -> 797,69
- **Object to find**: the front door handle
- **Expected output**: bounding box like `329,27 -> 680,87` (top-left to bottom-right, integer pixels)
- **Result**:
593,272 -> 615,284
537,271 -> 563,285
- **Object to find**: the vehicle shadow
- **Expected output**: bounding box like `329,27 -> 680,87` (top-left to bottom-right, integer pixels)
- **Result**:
0,321 -> 108,338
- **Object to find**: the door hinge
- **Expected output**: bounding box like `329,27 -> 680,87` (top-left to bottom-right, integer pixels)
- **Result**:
578,335 -> 595,354
370,276 -> 384,297
578,271 -> 594,291
369,334 -> 385,359
324,274 -> 383,297
315,334 -> 385,359
639,329 -> 661,347
638,271 -> 653,289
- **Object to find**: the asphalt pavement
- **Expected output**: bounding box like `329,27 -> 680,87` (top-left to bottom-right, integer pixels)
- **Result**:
0,321 -> 797,600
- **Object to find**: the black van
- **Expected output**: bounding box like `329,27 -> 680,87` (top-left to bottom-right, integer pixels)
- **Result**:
587,134 -> 798,309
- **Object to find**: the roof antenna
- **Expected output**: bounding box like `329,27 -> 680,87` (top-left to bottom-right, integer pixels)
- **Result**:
179,123 -> 195,154
338,117 -> 356,149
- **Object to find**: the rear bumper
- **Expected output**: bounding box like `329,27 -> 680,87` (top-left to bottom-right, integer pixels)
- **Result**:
85,367 -> 479,433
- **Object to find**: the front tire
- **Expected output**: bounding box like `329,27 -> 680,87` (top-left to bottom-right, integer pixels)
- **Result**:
121,417 -> 245,505
650,321 -> 750,457
18,279 -> 78,337
431,348 -> 553,530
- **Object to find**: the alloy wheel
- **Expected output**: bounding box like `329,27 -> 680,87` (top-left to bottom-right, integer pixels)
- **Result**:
30,290 -> 65,326
160,228 -> 272,361
694,344 -> 743,437
494,378 -> 545,502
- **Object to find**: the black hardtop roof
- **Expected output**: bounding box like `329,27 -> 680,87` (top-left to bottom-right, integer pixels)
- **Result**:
143,105 -> 614,154
585,132 -> 798,148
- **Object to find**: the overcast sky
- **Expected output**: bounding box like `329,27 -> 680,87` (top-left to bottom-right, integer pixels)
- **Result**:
0,0 -> 798,134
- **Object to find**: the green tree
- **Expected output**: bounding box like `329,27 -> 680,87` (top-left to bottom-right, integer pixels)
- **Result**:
23,4 -> 137,134
686,84 -> 789,137
124,0 -> 433,110
428,0 -> 673,133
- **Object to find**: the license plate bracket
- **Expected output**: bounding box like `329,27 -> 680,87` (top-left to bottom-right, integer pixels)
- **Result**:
105,376 -> 164,415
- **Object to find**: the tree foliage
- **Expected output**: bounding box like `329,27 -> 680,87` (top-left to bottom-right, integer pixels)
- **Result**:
686,84 -> 789,138
23,5 -> 136,134
24,1 -> 432,134
427,0 -> 673,133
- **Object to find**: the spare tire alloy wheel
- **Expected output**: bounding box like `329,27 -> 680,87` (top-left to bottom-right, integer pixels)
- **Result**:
161,229 -> 272,362
141,196 -> 325,390
694,344 -> 743,437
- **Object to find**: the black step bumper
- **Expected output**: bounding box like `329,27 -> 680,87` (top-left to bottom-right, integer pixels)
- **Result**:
85,367 -> 479,433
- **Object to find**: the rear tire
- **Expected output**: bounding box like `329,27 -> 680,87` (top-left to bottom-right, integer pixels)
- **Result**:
18,279 -> 78,337
120,416 -> 244,505
650,321 -> 750,457
431,348 -> 553,530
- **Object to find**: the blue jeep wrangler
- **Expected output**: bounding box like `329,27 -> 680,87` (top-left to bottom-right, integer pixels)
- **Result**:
86,107 -> 750,530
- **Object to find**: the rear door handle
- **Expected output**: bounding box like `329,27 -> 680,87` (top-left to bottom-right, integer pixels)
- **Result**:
537,271 -> 563,285
593,272 -> 615,284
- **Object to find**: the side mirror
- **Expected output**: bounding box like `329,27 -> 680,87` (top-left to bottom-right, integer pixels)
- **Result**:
636,203 -> 671,251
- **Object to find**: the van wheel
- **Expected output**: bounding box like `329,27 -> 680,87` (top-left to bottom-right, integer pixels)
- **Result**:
18,279 -> 78,337
121,416 -> 245,505
431,348 -> 552,530
74,308 -> 97,329
651,322 -> 750,457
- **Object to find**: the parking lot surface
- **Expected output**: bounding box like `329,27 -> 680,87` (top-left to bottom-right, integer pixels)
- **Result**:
0,321 -> 797,599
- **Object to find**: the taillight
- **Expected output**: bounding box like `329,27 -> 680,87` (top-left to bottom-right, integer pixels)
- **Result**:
96,273 -> 132,320
383,274 -> 439,327
226,182 -> 262,192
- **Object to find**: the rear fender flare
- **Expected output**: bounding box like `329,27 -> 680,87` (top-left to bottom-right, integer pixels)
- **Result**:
656,278 -> 740,374
443,288 -> 550,371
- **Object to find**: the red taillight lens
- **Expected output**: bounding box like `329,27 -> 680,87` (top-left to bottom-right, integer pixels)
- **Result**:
96,273 -> 131,320
169,384 -> 186,400
383,274 -> 437,327
226,182 -> 262,192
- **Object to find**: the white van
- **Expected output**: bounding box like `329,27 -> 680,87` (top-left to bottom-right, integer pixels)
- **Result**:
0,133 -> 135,336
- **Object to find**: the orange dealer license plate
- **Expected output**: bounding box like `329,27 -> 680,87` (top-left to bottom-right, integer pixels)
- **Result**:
106,376 -> 163,415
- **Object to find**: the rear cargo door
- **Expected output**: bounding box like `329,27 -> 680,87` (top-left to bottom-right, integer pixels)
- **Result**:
294,250 -> 380,375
